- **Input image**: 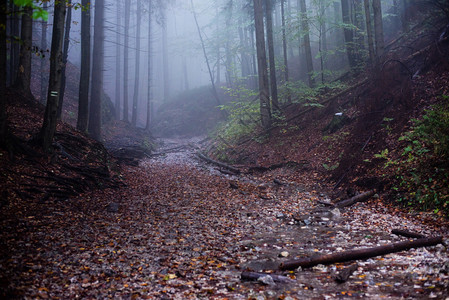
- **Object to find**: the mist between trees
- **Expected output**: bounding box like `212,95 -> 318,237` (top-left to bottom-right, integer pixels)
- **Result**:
3,0 -> 443,147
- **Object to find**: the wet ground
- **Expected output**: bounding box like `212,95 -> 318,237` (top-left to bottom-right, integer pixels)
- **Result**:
1,137 -> 448,299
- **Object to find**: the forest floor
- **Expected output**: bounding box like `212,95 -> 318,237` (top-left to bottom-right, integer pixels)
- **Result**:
1,137 -> 448,299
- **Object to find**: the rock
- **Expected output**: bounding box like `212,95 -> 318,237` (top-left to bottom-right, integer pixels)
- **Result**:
106,202 -> 120,213
330,208 -> 341,221
279,251 -> 289,258
257,275 -> 275,286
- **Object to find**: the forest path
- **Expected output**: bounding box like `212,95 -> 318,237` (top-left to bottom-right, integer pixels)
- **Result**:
1,138 -> 448,298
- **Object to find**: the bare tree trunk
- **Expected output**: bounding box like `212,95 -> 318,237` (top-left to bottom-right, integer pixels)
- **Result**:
253,0 -> 271,128
182,56 -> 189,90
146,0 -> 152,130
281,0 -> 290,102
123,0 -> 130,122
132,0 -> 142,127
58,0 -> 72,119
353,0 -> 365,63
77,0 -> 90,133
38,1 -> 66,152
299,0 -> 315,87
265,0 -> 279,111
372,0 -> 384,62
88,0 -> 105,140
40,1 -> 48,103
162,8 -> 169,101
115,0 -> 121,120
14,5 -> 33,98
0,1 -> 7,148
341,0 -> 357,69
225,0 -> 233,88
249,25 -> 257,89
364,0 -> 375,65
191,0 -> 221,106
8,2 -> 20,86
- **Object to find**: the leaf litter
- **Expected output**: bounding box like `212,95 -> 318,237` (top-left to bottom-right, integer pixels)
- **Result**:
1,137 -> 448,299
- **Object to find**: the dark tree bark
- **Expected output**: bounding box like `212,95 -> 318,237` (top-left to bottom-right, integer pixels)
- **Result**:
132,0 -> 142,127
40,1 -> 48,103
162,7 -> 169,100
341,0 -> 357,69
38,1 -> 66,152
14,5 -> 33,97
146,0 -> 153,130
299,0 -> 315,87
58,0 -> 72,119
8,2 -> 20,86
372,0 -> 384,62
364,0 -> 375,66
88,0 -> 105,140
280,236 -> 443,270
281,0 -> 290,102
77,0 -> 90,133
0,0 -> 7,148
265,0 -> 279,111
123,0 -> 130,122
254,0 -> 271,128
115,0 -> 121,120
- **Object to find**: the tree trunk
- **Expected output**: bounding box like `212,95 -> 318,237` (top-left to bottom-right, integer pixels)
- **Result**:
299,0 -> 315,87
191,0 -> 221,106
341,0 -> 357,69
364,0 -> 375,66
225,0 -> 233,88
372,0 -> 384,62
115,0 -> 121,120
132,0 -> 142,127
123,0 -> 130,122
253,0 -> 271,128
8,2 -> 20,86
265,0 -> 279,112
146,0 -> 152,130
0,1 -> 7,148
249,25 -> 257,89
14,5 -> 33,98
58,0 -> 72,120
281,0 -> 290,102
38,2 -> 66,152
77,0 -> 90,133
162,8 -> 169,101
353,0 -> 365,62
280,236 -> 443,270
88,0 -> 105,140
40,1 -> 48,103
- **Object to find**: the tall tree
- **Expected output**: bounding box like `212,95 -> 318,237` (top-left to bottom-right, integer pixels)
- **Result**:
281,0 -> 290,102
265,0 -> 279,111
224,0 -> 233,87
123,0 -> 130,122
299,0 -> 315,87
38,1 -> 66,152
341,0 -> 357,69
8,2 -> 20,86
115,0 -> 121,120
88,0 -> 105,140
254,0 -> 271,128
14,5 -> 33,97
364,0 -> 375,65
58,0 -> 72,119
0,0 -> 7,148
162,7 -> 169,101
77,0 -> 90,132
146,0 -> 153,130
132,0 -> 142,127
372,0 -> 384,62
40,1 -> 48,103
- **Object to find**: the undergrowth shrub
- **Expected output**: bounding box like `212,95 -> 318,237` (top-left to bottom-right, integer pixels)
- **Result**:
377,95 -> 449,216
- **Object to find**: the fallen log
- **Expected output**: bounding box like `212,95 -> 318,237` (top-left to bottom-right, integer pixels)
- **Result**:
392,229 -> 426,239
333,263 -> 358,283
197,152 -> 241,174
335,190 -> 375,208
279,236 -> 443,270
241,271 -> 294,283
